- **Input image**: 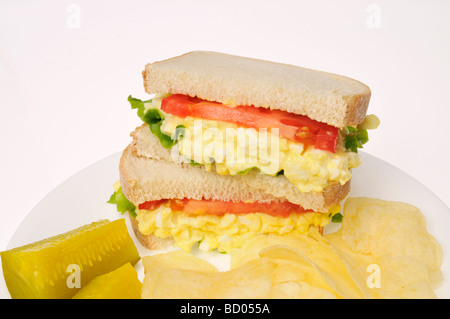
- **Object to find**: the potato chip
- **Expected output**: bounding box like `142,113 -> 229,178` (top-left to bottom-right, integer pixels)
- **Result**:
141,197 -> 444,299
259,245 -> 362,299
271,259 -> 306,283
141,250 -> 218,298
327,232 -> 441,299
231,233 -> 345,271
270,281 -> 337,299
148,257 -> 273,299
232,234 -> 364,298
259,246 -> 326,289
148,268 -> 215,299
214,258 -> 273,299
341,197 -> 442,273
375,255 -> 437,299
326,197 -> 443,299
230,234 -> 301,268
268,258 -> 338,298
325,232 -> 378,299
270,282 -> 302,299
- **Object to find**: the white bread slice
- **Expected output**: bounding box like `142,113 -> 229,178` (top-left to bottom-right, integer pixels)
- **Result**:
142,51 -> 371,128
121,124 -> 351,213
121,143 -> 283,205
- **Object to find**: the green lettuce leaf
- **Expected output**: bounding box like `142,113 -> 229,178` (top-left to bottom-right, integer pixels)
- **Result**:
107,186 -> 137,218
174,125 -> 186,140
342,126 -> 369,153
331,212 -> 343,223
188,159 -> 202,166
128,95 -> 151,120
128,95 -> 175,149
149,122 -> 176,149
237,167 -> 259,175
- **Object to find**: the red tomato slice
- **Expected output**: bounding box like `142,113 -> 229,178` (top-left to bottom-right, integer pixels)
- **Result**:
161,94 -> 338,152
138,199 -> 168,210
169,198 -> 312,218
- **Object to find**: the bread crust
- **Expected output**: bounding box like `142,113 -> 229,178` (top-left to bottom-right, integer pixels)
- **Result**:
142,51 -> 371,128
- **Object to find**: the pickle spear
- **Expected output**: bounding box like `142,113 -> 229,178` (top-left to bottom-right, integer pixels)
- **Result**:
1,219 -> 140,299
73,263 -> 142,299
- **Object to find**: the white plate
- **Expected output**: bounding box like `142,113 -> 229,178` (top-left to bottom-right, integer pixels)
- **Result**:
1,151 -> 449,299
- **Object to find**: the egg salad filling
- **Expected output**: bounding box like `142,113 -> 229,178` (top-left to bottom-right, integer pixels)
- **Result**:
160,114 -> 360,193
135,202 -> 340,253
128,94 -> 379,193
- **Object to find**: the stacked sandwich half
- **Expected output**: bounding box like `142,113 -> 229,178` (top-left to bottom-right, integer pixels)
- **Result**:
110,51 -> 378,253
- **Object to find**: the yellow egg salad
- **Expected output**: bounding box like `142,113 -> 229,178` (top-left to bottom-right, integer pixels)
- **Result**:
160,114 -> 360,193
108,182 -> 342,253
136,203 -> 340,253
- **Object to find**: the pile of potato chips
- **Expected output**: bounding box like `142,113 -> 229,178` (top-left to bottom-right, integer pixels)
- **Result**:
141,197 -> 443,299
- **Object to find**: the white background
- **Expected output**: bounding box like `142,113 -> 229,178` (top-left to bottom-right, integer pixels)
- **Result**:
1,0 -> 449,251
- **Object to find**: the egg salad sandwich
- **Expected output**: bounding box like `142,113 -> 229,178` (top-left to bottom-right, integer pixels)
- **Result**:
109,51 -> 378,252
112,135 -> 343,253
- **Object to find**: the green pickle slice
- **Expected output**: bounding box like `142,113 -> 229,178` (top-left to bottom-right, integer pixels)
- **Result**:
1,219 -> 140,299
73,263 -> 142,299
